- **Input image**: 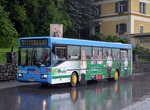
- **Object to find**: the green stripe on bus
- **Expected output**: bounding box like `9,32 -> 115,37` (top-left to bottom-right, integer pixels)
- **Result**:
52,75 -> 70,79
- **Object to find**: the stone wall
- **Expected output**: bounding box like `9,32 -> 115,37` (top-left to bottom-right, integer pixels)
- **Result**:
0,63 -> 16,80
0,52 -> 17,81
133,62 -> 150,73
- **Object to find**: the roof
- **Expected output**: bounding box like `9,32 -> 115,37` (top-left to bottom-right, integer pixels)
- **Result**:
19,36 -> 132,49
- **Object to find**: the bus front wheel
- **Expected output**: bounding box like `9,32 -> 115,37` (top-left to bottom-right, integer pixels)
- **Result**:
71,72 -> 78,87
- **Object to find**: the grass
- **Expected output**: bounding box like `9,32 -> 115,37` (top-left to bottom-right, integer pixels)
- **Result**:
0,48 -> 18,64
0,38 -> 18,64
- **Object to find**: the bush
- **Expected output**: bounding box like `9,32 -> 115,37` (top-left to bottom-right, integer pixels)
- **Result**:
133,46 -> 150,62
88,33 -> 128,43
0,5 -> 18,48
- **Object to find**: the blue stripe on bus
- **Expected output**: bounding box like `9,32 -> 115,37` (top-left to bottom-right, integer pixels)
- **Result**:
19,36 -> 132,49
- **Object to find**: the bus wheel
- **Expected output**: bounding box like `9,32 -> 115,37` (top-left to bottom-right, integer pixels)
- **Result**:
114,71 -> 119,81
71,72 -> 78,87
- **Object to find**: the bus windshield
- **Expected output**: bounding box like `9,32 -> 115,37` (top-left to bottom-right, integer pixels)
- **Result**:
18,47 -> 51,67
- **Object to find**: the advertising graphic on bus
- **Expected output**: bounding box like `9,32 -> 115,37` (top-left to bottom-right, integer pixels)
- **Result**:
17,37 -> 132,86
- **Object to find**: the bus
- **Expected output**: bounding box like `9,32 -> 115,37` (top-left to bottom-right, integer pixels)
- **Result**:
17,36 -> 132,86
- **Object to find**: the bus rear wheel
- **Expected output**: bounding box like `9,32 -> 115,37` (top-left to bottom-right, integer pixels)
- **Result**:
71,72 -> 78,87
114,71 -> 119,81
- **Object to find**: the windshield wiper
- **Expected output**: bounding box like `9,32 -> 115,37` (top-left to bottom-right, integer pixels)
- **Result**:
31,49 -> 41,68
22,54 -> 29,67
35,62 -> 41,68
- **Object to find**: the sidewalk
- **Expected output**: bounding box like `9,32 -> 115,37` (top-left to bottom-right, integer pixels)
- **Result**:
0,80 -> 37,89
122,97 -> 150,110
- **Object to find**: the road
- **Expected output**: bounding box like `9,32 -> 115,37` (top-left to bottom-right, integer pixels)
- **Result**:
0,73 -> 150,110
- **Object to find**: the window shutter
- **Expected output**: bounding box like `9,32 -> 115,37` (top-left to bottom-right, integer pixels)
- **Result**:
124,24 -> 127,32
99,5 -> 101,15
139,2 -> 142,13
144,3 -> 146,14
115,2 -> 118,13
125,1 -> 128,12
116,24 -> 119,33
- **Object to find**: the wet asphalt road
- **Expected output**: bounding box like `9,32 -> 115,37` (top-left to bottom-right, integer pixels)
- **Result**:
0,73 -> 150,110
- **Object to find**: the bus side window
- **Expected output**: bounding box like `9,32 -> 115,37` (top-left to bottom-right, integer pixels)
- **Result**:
121,50 -> 128,61
81,46 -> 91,60
67,46 -> 80,60
112,49 -> 120,60
103,48 -> 108,60
128,50 -> 131,60
92,47 -> 103,64
53,46 -> 67,60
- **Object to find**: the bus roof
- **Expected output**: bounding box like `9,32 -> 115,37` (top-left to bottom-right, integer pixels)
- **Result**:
19,36 -> 132,49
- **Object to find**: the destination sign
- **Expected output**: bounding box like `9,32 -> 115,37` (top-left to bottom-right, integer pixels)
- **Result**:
20,39 -> 48,46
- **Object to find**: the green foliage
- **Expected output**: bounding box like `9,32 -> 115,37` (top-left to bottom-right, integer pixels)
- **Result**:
0,0 -> 71,47
0,5 -> 18,48
34,0 -> 71,36
133,46 -> 150,62
0,48 -> 18,64
133,45 -> 150,54
65,0 -> 94,36
0,0 -> 71,37
88,33 -> 128,43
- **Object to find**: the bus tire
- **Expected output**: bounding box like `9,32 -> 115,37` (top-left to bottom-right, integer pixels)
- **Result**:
114,70 -> 119,81
71,72 -> 78,87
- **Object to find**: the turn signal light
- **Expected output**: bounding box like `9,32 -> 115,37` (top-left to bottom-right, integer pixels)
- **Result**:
46,68 -> 51,72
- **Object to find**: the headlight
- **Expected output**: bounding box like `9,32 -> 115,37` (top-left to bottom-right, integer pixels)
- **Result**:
41,74 -> 48,79
18,73 -> 23,77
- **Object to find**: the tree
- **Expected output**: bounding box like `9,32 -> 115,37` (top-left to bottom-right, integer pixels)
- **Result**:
65,0 -> 94,38
0,5 -> 18,47
22,0 -> 71,36
35,0 -> 71,36
1,0 -> 71,37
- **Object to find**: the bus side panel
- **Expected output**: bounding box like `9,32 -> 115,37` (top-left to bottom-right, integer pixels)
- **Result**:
51,61 -> 80,84
111,60 -> 118,78
84,60 -> 107,80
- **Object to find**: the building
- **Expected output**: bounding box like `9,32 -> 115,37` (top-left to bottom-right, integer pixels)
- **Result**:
91,0 -> 150,50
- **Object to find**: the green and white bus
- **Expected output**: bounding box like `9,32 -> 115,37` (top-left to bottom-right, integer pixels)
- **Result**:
17,37 -> 132,86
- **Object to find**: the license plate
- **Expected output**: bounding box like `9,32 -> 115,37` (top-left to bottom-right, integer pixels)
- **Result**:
28,78 -> 35,81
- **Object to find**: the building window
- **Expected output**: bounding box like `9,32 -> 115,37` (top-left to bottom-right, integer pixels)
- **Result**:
140,2 -> 146,14
115,1 -> 128,13
95,25 -> 100,33
116,24 -> 127,34
94,5 -> 101,17
140,26 -> 144,33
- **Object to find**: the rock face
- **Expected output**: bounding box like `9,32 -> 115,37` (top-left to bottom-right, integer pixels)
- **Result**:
0,52 -> 17,81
